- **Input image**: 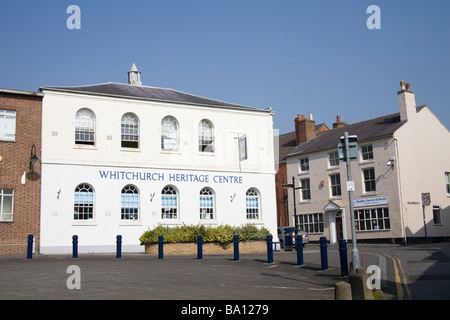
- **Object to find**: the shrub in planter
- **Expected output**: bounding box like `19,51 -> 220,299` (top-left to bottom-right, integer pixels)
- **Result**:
140,224 -> 270,248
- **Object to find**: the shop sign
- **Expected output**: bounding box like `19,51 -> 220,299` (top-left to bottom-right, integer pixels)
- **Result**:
353,195 -> 388,208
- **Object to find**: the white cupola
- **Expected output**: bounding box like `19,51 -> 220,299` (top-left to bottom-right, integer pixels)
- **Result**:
127,63 -> 142,85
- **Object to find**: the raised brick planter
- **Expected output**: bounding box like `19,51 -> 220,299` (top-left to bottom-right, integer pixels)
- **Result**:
144,240 -> 266,255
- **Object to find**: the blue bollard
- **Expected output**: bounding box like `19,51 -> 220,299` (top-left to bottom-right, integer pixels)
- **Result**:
116,235 -> 122,259
320,237 -> 328,270
27,234 -> 34,259
267,235 -> 273,263
72,235 -> 78,258
339,239 -> 349,276
296,235 -> 303,265
197,235 -> 203,259
158,235 -> 164,259
233,234 -> 239,261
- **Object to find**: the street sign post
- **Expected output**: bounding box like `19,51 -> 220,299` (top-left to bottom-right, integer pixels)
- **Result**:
339,132 -> 360,271
282,177 -> 301,236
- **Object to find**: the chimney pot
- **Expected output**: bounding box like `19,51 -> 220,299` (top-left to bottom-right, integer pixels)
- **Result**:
406,83 -> 410,91
337,115 -> 341,122
400,80 -> 406,91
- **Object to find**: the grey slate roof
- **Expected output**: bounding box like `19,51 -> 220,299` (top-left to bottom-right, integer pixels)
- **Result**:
40,82 -> 267,112
287,113 -> 405,157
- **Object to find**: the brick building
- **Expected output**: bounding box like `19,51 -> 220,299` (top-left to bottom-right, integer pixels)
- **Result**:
0,88 -> 42,255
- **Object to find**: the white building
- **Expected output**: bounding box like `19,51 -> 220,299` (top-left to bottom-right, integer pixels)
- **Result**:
39,64 -> 277,254
285,81 -> 450,244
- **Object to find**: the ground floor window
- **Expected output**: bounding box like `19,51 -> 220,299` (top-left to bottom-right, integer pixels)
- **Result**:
121,185 -> 139,220
433,205 -> 442,225
199,187 -> 214,220
246,188 -> 260,219
0,189 -> 14,221
298,213 -> 323,234
74,184 -> 94,220
161,186 -> 178,219
354,207 -> 390,231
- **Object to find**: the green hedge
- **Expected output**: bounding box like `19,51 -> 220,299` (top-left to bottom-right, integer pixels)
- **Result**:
139,224 -> 270,247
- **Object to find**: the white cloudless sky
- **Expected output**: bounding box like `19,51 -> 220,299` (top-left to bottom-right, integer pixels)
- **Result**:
1,0 -> 449,134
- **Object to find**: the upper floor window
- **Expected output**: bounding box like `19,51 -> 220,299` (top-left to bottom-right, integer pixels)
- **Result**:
328,152 -> 339,167
445,172 -> 450,195
75,109 -> 95,145
361,145 -> 373,161
121,113 -> 139,148
161,185 -> 178,219
363,168 -> 376,193
330,173 -> 342,197
300,178 -> 311,201
246,188 -> 260,220
0,109 -> 16,141
199,119 -> 214,152
299,157 -> 309,172
199,187 -> 215,220
0,189 -> 14,221
121,185 -> 139,220
161,116 -> 179,151
74,184 -> 94,220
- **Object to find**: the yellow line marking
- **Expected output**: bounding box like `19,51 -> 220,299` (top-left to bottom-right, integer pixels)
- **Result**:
394,256 -> 412,300
385,254 -> 411,300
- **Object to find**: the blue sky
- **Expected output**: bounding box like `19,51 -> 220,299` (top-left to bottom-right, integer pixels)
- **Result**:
1,0 -> 449,134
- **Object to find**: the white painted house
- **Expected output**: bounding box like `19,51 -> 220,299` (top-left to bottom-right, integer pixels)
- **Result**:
285,81 -> 450,244
39,64 -> 277,254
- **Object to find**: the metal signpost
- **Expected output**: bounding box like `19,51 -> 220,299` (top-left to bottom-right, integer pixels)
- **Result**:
282,177 -> 302,236
339,132 -> 360,271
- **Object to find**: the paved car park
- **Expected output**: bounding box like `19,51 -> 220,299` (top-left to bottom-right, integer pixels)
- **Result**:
1,242 -> 449,302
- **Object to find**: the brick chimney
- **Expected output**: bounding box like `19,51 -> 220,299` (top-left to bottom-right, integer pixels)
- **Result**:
398,81 -> 416,122
295,114 -> 315,145
332,115 -> 348,129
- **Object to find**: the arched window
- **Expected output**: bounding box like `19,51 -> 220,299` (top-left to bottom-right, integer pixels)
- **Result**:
198,119 -> 214,152
161,116 -> 179,151
246,188 -> 260,220
75,109 -> 95,145
74,183 -> 94,220
161,186 -> 178,219
121,113 -> 139,148
121,185 -> 139,220
199,187 -> 214,220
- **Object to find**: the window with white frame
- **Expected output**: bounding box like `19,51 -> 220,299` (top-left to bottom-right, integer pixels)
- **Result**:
361,145 -> 374,161
299,157 -> 309,172
121,113 -> 139,148
75,109 -> 95,145
330,173 -> 342,197
161,116 -> 179,151
74,184 -> 94,220
363,168 -> 376,193
161,186 -> 178,219
198,119 -> 214,152
433,206 -> 442,225
199,187 -> 214,220
0,109 -> 16,141
298,213 -> 323,234
121,185 -> 139,220
445,172 -> 450,195
246,188 -> 260,220
300,178 -> 311,201
328,152 -> 339,167
0,189 -> 14,221
354,207 -> 390,231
